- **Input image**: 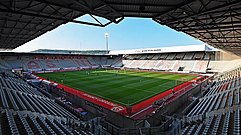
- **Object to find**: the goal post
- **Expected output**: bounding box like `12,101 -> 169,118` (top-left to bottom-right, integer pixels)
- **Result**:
176,78 -> 188,85
159,78 -> 189,90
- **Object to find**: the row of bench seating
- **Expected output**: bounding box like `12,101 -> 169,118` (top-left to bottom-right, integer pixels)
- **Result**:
0,110 -> 92,135
0,76 -> 44,96
182,109 -> 240,135
187,88 -> 240,116
182,68 -> 241,134
0,87 -> 77,119
205,77 -> 240,96
0,71 -> 94,134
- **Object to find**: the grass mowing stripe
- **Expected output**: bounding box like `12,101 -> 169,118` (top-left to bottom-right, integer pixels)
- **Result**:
77,73 -> 166,92
37,69 -> 197,106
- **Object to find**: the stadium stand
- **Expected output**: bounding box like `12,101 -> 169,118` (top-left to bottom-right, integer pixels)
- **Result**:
182,67 -> 241,134
109,57 -> 123,67
159,60 -> 175,71
208,60 -> 241,73
0,54 -> 123,71
7,60 -> 23,69
128,60 -> 145,69
39,59 -> 61,70
58,59 -> 79,69
172,61 -> 182,71
146,54 -> 155,60
180,61 -> 196,72
152,54 -> 161,60
90,57 -> 102,65
133,55 -> 142,60
122,60 -> 134,68
100,57 -> 108,65
0,59 -> 11,69
193,52 -> 204,60
203,53 -> 211,60
175,53 -> 185,60
140,60 -> 157,69
192,60 -> 209,73
182,110 -> 241,135
0,70 -> 94,134
123,59 -> 208,73
75,59 -> 93,68
160,53 -> 168,60
139,54 -> 148,60
120,50 -> 215,73
183,53 -> 195,60
24,60 -> 42,71
166,53 -> 176,60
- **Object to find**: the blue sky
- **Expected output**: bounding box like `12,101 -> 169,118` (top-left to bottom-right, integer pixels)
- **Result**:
13,17 -> 204,52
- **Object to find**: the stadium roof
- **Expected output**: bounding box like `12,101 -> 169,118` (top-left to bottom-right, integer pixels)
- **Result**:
1,0 -> 241,55
109,44 -> 215,55
32,49 -> 109,55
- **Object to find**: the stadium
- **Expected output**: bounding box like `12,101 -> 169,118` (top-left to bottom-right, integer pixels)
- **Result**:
0,0 -> 241,135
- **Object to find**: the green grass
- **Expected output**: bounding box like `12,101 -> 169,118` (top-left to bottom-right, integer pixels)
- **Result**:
37,69 -> 197,106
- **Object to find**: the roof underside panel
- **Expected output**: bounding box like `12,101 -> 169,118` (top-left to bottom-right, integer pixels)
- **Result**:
1,0 -> 241,56
154,0 -> 241,56
0,0 -> 86,49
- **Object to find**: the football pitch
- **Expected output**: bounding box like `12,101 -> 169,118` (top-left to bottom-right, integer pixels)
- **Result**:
37,69 -> 197,106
